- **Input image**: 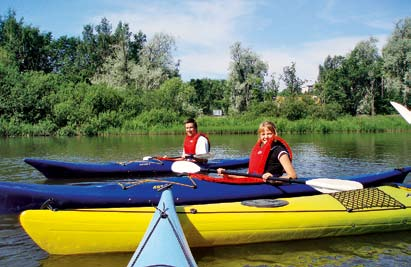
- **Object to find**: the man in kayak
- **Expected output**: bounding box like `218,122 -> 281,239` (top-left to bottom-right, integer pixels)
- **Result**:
182,118 -> 210,161
218,121 -> 296,181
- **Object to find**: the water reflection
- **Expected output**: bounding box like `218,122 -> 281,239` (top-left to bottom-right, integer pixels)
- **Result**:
36,230 -> 411,267
1,133 -> 411,267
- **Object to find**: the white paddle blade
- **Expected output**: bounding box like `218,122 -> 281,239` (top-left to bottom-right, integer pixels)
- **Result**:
171,161 -> 202,174
390,101 -> 411,124
143,156 -> 153,161
306,178 -> 364,193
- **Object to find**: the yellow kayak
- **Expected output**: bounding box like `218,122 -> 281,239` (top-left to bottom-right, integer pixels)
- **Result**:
20,185 -> 411,255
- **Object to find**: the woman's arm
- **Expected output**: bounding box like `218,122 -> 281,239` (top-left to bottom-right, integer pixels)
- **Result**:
279,154 -> 297,179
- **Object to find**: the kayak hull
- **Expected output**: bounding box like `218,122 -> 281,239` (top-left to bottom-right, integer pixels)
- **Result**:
24,157 -> 249,179
127,188 -> 197,267
2,166 -> 411,214
20,185 -> 411,255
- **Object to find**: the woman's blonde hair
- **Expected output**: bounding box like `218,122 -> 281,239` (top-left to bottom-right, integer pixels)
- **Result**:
257,121 -> 277,135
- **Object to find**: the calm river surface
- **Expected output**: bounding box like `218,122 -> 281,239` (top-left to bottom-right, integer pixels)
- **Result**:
1,132 -> 411,267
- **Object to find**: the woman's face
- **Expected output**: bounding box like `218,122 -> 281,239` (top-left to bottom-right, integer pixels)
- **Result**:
259,127 -> 275,144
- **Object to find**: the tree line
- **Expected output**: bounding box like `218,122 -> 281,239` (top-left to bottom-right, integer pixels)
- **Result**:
0,9 -> 410,136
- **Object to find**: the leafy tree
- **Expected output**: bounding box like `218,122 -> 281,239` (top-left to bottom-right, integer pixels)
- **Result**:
49,36 -> 81,80
147,77 -> 197,117
263,72 -> 280,101
345,37 -> 382,115
315,55 -> 348,107
0,10 -> 53,73
382,17 -> 411,106
0,57 -> 20,119
95,17 -> 114,61
189,78 -> 228,115
129,30 -> 147,64
4,71 -> 61,124
316,38 -> 383,116
91,21 -> 148,90
139,32 -> 179,77
281,62 -> 304,95
228,42 -> 268,113
91,22 -> 130,89
130,33 -> 179,91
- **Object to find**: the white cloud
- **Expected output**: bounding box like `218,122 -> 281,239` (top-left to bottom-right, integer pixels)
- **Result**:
179,49 -> 231,80
98,0 -> 252,48
94,0 -> 257,80
88,1 -> 394,83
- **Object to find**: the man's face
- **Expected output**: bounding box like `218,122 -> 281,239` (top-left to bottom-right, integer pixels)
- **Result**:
185,122 -> 197,137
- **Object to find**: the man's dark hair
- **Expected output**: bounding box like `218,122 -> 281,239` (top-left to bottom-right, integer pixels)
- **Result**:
185,118 -> 197,129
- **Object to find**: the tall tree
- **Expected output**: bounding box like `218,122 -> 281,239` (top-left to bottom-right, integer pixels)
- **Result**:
189,78 -> 228,114
92,21 -> 131,88
315,55 -> 348,107
228,42 -> 268,113
281,62 -> 304,95
382,17 -> 411,105
0,10 -> 53,73
139,32 -> 179,77
129,30 -> 146,64
49,35 -> 81,79
263,72 -> 280,101
76,24 -> 98,81
345,37 -> 382,115
130,32 -> 179,91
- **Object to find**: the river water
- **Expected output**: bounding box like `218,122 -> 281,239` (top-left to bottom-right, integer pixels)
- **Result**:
1,133 -> 411,266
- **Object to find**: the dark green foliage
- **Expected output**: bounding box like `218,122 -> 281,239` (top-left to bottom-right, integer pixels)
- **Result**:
279,97 -> 309,121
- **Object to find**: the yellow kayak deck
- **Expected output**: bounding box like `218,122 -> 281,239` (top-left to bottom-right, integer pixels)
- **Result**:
20,185 -> 411,255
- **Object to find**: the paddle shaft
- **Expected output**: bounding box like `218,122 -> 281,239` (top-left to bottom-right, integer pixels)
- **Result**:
171,161 -> 364,192
200,168 -> 302,184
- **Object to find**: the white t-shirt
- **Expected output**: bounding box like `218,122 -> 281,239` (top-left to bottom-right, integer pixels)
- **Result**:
194,135 -> 210,155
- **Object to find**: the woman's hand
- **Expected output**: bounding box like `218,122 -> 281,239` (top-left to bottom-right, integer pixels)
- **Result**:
216,168 -> 225,176
262,172 -> 273,182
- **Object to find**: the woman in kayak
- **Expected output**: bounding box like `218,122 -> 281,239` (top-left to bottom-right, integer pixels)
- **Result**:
218,121 -> 297,182
181,118 -> 210,161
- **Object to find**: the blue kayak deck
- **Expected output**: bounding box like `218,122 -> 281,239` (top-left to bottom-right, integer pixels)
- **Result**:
24,157 -> 249,179
1,166 -> 410,214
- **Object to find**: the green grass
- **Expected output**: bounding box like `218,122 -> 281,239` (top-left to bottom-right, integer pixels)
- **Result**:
2,114 -> 410,137
116,114 -> 411,135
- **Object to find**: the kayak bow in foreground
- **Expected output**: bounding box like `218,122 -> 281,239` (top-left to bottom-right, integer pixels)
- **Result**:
127,187 -> 197,267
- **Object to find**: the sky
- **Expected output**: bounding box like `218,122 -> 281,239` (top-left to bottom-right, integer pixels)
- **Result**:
1,0 -> 410,84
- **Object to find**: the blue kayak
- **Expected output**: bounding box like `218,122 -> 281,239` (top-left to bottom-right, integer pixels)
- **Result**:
24,157 -> 249,179
127,187 -> 197,267
1,166 -> 410,214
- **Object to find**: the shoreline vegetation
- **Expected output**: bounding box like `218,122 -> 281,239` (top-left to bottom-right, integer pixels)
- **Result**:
3,115 -> 409,137
1,12 -> 410,138
116,115 -> 411,135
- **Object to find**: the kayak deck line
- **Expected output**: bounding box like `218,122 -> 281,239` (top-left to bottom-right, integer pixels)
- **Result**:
118,177 -> 198,190
118,157 -> 165,166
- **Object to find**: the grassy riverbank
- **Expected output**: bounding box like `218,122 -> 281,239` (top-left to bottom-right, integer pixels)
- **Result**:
107,114 -> 411,136
2,114 -> 409,137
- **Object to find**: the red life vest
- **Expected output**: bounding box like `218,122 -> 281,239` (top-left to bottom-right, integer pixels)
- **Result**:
248,136 -> 292,175
183,133 -> 210,154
